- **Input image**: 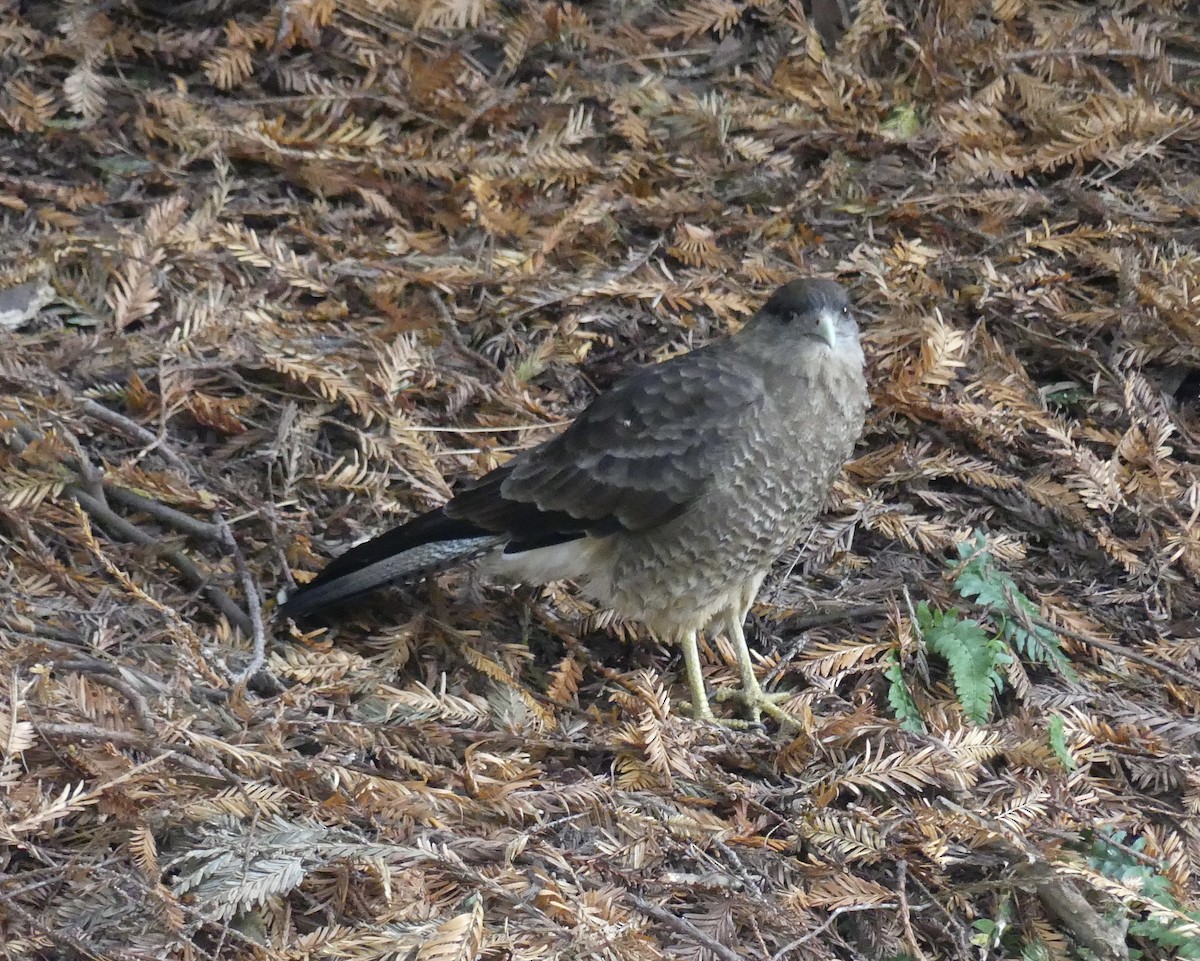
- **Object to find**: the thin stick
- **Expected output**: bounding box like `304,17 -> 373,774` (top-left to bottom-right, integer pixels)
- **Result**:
71,488 -> 252,634
217,513 -> 267,684
1002,47 -> 1161,63
3,423 -> 251,633
780,602 -> 890,632
105,486 -> 224,540
896,860 -> 929,961
771,904 -> 893,959
624,892 -> 745,961
36,721 -> 237,784
80,398 -> 189,473
56,659 -> 156,733
399,422 -> 569,434
1035,613 -> 1200,691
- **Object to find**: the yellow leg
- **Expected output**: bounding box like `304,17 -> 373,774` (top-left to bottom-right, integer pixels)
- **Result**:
727,613 -> 761,697
681,629 -> 761,727
678,629 -> 718,723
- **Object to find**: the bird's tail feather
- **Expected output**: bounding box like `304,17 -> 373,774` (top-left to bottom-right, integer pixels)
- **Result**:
279,507 -> 504,620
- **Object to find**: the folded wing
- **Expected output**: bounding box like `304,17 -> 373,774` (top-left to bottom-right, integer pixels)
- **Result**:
281,344 -> 766,617
451,345 -> 766,550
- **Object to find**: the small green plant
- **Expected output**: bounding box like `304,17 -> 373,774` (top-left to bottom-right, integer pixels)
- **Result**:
887,532 -> 1074,727
969,893 -> 1046,957
972,917 -> 1050,959
1048,713 -> 1076,770
917,602 -> 1011,724
885,652 -> 925,733
953,533 -> 1074,679
1087,830 -> 1200,959
1044,384 -> 1090,410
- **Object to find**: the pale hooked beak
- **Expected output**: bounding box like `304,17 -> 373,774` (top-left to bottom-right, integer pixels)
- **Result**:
817,309 -> 839,350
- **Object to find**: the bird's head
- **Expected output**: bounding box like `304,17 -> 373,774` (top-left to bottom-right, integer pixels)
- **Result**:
739,278 -> 863,368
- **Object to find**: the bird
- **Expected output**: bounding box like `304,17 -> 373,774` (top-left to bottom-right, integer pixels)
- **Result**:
281,278 -> 868,726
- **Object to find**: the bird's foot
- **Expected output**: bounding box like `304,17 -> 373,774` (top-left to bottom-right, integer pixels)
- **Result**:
680,698 -> 759,730
714,684 -> 800,731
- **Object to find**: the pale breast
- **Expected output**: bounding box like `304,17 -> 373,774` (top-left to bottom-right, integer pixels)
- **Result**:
584,354 -> 868,637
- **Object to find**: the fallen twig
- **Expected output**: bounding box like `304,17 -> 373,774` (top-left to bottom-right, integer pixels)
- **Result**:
1035,613 -> 1200,692
216,513 -> 267,684
71,487 -> 252,634
56,658 -> 156,733
625,891 -> 745,961
80,398 -> 189,473
105,485 -> 223,540
36,721 -> 238,784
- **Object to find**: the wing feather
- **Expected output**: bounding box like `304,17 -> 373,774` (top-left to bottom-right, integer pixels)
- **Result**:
446,345 -> 765,548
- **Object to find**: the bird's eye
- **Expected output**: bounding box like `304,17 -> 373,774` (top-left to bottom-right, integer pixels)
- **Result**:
841,305 -> 851,316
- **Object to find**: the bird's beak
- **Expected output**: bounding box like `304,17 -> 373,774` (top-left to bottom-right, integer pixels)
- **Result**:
817,310 -> 838,350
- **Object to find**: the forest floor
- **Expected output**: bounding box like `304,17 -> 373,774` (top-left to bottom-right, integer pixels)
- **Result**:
2,1 -> 1200,959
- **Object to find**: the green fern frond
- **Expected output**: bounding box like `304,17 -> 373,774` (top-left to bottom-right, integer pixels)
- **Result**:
954,533 -> 1074,679
1047,713 -> 1076,771
885,653 -> 926,733
1087,830 -> 1200,958
918,602 -> 1010,725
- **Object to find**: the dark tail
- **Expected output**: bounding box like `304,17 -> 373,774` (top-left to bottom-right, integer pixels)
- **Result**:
278,507 -> 504,620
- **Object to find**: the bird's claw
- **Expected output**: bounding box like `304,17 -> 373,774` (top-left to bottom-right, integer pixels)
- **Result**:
680,698 -> 762,731
714,685 -> 800,731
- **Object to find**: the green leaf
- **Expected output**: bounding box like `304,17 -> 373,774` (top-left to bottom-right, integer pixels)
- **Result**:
885,653 -> 925,733
1044,385 -> 1089,409
880,103 -> 922,141
923,606 -> 1008,724
1086,830 -> 1200,957
1048,713 -> 1075,770
952,532 -> 1075,680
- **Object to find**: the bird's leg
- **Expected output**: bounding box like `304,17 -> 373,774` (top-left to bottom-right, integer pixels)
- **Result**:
678,621 -> 795,730
715,612 -> 798,730
678,629 -> 720,723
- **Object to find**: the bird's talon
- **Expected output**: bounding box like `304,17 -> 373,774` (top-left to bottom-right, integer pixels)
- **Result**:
681,697 -> 765,731
757,699 -> 802,734
714,685 -> 800,731
680,698 -> 719,725
715,718 -> 760,731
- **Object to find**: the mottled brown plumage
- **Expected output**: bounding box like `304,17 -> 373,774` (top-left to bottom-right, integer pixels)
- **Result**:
282,279 -> 869,725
